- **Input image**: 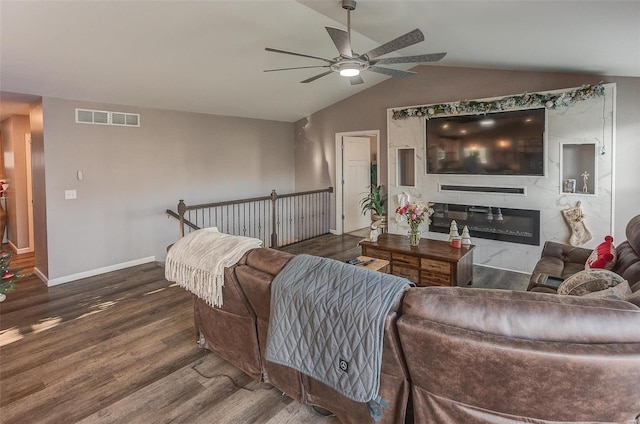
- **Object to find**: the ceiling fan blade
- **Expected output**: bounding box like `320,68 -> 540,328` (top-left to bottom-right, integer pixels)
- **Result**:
326,27 -> 352,58
349,75 -> 364,85
370,52 -> 447,65
368,66 -> 416,78
264,65 -> 330,72
301,70 -> 334,84
362,29 -> 425,60
265,47 -> 335,64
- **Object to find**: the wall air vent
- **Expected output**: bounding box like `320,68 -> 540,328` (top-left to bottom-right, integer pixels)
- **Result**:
75,108 -> 140,127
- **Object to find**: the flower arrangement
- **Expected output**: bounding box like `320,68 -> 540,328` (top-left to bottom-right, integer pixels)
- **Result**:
396,201 -> 434,230
396,201 -> 434,246
0,251 -> 22,300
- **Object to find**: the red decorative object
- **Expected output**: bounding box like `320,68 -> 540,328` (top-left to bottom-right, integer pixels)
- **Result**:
585,236 -> 617,270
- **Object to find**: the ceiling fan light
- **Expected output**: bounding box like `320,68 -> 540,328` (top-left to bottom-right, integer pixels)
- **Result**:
339,67 -> 360,77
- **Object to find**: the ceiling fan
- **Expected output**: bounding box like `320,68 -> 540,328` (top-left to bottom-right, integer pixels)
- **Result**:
264,0 -> 446,85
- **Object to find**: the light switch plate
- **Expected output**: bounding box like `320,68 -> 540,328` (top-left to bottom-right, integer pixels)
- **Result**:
65,189 -> 77,200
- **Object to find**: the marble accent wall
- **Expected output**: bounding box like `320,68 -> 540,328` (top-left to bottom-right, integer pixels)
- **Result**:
387,84 -> 615,274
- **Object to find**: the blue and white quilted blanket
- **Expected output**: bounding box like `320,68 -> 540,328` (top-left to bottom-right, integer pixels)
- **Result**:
265,254 -> 411,419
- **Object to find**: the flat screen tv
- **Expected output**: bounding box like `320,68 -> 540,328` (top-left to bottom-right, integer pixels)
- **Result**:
425,108 -> 546,176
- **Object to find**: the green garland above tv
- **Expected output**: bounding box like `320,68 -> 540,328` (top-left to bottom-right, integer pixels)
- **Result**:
391,83 -> 605,120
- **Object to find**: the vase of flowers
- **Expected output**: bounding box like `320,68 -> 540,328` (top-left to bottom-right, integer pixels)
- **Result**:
407,228 -> 421,247
395,201 -> 434,247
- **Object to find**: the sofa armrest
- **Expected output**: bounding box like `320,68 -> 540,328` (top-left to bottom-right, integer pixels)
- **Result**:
540,240 -> 592,264
401,286 -> 640,343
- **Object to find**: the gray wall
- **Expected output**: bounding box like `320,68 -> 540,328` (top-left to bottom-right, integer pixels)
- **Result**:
294,66 -> 640,243
41,97 -> 294,281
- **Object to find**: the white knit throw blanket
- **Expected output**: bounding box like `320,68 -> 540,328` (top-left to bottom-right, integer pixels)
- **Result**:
165,227 -> 262,307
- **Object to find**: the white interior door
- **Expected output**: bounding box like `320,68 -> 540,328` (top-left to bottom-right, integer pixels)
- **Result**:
343,136 -> 371,233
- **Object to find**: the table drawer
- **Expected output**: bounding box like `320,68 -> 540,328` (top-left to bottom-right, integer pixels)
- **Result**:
363,247 -> 391,260
421,258 -> 450,275
420,272 -> 451,287
391,253 -> 419,268
391,265 -> 419,283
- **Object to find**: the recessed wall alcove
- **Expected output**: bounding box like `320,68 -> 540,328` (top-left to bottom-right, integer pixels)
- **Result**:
387,84 -> 615,274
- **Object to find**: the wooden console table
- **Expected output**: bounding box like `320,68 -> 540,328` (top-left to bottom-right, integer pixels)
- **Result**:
360,233 -> 475,287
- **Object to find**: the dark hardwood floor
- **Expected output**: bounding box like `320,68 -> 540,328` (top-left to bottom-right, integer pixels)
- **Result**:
1,264 -> 338,424
0,233 -> 530,423
280,233 -> 531,291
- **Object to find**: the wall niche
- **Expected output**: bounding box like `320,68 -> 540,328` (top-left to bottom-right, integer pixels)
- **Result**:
560,142 -> 597,195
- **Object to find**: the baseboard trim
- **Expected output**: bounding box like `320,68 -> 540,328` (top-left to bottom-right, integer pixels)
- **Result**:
15,246 -> 34,254
475,262 -> 530,275
7,241 -> 34,254
47,256 -> 156,287
33,267 -> 48,284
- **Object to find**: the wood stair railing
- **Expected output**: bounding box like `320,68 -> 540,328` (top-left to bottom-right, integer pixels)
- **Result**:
166,187 -> 333,248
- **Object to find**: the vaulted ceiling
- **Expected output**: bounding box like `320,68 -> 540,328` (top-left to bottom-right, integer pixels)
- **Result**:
1,0 -> 639,122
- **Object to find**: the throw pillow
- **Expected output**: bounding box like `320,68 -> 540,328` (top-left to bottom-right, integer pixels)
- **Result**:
582,280 -> 632,300
585,235 -> 617,270
557,269 -> 626,296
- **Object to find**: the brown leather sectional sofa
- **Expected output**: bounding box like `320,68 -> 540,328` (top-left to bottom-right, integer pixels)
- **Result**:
528,214 -> 640,293
190,238 -> 640,423
194,248 -> 410,424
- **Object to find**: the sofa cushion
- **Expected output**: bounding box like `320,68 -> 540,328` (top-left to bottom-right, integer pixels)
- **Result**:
582,280 -> 632,300
585,236 -> 616,270
626,214 -> 640,254
557,269 -> 626,296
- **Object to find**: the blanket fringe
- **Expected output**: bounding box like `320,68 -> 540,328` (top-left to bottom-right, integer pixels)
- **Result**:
165,259 -> 224,307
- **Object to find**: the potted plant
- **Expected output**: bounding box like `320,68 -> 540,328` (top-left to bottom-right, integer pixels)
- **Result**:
360,184 -> 388,230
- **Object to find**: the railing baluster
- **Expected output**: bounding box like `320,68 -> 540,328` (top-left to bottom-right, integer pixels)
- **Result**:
170,187 -> 332,247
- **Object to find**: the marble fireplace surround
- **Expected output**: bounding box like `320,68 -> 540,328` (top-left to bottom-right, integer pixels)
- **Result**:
386,84 -> 615,274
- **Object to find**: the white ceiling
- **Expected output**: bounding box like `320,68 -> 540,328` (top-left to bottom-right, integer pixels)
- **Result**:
1,0 -> 639,123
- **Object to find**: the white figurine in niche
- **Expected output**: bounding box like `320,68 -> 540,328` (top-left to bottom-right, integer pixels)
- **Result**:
581,171 -> 590,193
